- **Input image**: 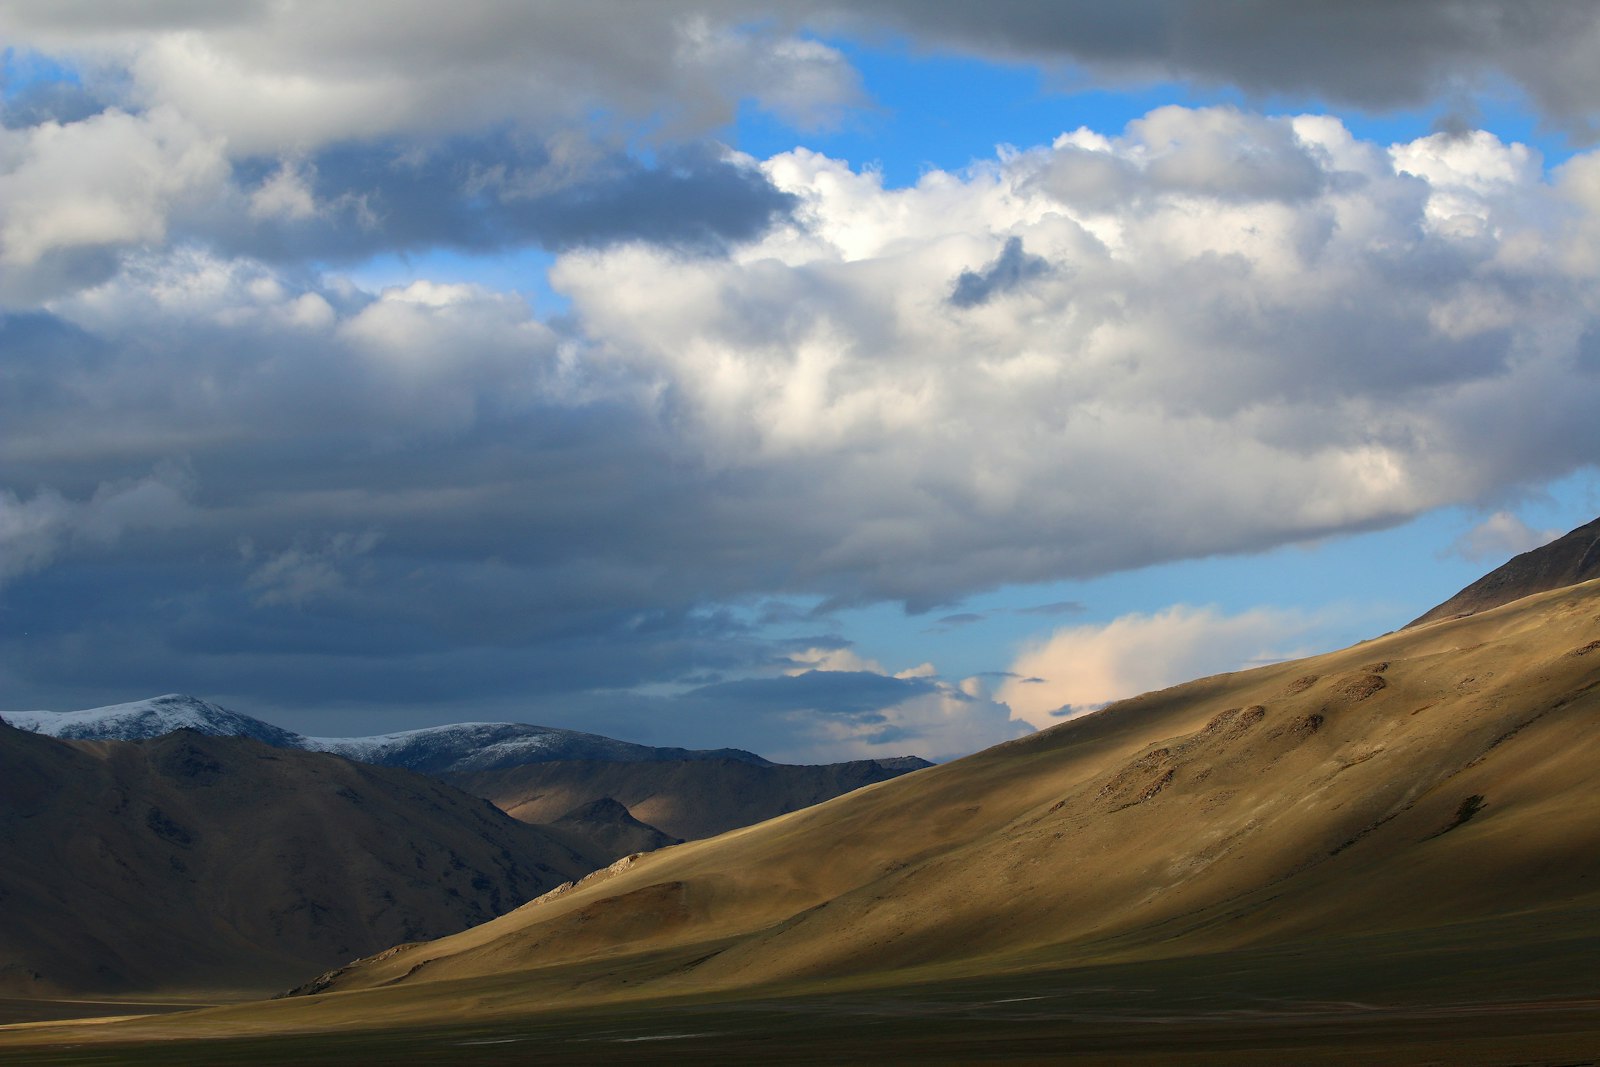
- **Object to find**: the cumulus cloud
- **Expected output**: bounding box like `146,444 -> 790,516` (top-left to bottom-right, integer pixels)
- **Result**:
553,112 -> 1600,606
997,605 -> 1322,729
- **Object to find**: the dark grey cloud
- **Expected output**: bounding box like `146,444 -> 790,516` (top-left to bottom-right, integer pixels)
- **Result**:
215,138 -> 798,260
837,0 -> 1600,139
1016,601 -> 1086,617
949,237 -> 1051,308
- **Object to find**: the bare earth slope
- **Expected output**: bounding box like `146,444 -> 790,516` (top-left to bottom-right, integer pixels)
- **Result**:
5,581 -> 1599,1061
1408,513 -> 1600,626
0,727 -> 600,994
296,580 -> 1600,1004
448,756 -> 934,841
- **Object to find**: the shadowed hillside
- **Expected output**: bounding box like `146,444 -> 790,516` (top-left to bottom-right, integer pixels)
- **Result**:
0,727 -> 601,993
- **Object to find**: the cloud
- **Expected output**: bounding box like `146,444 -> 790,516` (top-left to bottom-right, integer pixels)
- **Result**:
5,108 -> 1600,755
0,466 -> 196,586
13,6 -> 1600,760
553,112 -> 1600,607
833,1 -> 1600,141
215,138 -> 799,262
244,530 -> 383,607
997,605 -> 1323,730
950,236 -> 1052,308
1015,600 -> 1086,617
1443,511 -> 1562,563
0,5 -> 862,153
665,664 -> 1024,762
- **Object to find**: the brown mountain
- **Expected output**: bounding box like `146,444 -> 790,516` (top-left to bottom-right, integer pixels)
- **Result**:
283,581 -> 1600,1008
1407,514 -> 1600,627
0,725 -> 602,994
448,756 -> 933,841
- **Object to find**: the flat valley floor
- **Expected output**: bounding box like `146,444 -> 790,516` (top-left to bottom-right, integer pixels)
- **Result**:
4,920 -> 1598,1066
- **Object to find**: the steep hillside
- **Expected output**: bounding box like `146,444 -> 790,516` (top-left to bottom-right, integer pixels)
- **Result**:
0,726 -> 599,994
1409,514 -> 1600,626
274,577 -> 1600,1013
448,756 -> 935,840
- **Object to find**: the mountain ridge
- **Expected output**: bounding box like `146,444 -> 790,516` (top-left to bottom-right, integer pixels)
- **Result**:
1408,514 -> 1600,627
4,694 -> 778,774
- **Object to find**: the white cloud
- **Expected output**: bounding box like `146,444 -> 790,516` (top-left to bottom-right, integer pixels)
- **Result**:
997,605 -> 1321,730
1444,511 -> 1562,563
551,110 -> 1600,604
785,680 -> 1027,764
246,530 -> 383,607
0,468 -> 197,586
0,106 -> 226,295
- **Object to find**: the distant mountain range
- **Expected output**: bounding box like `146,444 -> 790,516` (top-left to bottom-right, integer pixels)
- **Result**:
4,693 -> 772,774
0,693 -> 932,995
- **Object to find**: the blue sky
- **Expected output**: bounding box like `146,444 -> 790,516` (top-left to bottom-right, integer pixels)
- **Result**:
3,4 -> 1600,761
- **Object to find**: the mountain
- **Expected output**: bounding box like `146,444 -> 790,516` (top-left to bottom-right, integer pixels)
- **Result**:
537,796 -> 682,862
144,576 -> 1593,1058
6,695 -> 771,774
0,724 -> 600,994
7,696 -> 932,854
1407,513 -> 1600,627
448,755 -> 938,841
2,693 -> 305,748
307,721 -> 770,775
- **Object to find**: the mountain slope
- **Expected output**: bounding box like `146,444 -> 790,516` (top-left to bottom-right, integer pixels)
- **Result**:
273,577 -> 1600,1015
449,756 -> 936,840
0,725 -> 600,994
1408,513 -> 1600,627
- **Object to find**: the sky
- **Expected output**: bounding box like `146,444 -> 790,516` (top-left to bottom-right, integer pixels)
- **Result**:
4,2 -> 1600,763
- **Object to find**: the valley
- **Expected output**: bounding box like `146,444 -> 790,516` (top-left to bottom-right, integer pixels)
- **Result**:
3,551 -> 1598,1062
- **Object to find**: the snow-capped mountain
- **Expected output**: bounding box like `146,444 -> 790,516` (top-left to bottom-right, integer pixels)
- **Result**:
2,694 -> 306,749
3,694 -> 771,774
305,721 -> 772,774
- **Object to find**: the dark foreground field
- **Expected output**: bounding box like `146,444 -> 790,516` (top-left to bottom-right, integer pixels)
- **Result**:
4,917 -> 1598,1066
